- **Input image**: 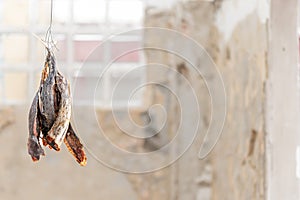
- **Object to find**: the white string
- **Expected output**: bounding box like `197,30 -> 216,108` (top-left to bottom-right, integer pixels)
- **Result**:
44,0 -> 58,52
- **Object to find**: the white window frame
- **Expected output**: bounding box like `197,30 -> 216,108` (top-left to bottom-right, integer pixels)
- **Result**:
266,0 -> 300,199
0,0 -> 145,108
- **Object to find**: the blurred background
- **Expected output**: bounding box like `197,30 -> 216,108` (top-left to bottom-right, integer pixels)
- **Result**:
0,0 -> 300,200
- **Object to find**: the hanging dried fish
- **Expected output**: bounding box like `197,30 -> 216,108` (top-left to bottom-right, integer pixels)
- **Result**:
27,48 -> 87,166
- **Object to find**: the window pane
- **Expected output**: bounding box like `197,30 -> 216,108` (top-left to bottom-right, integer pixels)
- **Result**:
0,35 -> 3,64
53,0 -> 70,24
3,34 -> 28,64
4,72 -> 28,102
72,75 -> 104,103
111,40 -> 141,62
0,0 -> 146,107
38,0 -> 70,25
35,34 -> 67,63
73,0 -> 106,24
109,63 -> 144,105
108,0 -> 143,25
34,71 -> 41,90
74,35 -> 103,62
54,35 -> 67,61
0,1 -> 3,25
1,0 -> 29,27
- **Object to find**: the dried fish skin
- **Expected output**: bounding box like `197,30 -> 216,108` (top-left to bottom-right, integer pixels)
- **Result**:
27,48 -> 87,166
46,72 -> 72,149
39,50 -> 57,134
27,93 -> 45,161
64,124 -> 87,166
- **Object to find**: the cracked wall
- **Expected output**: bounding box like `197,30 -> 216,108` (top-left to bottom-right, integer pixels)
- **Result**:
144,0 -> 268,199
0,0 -> 273,199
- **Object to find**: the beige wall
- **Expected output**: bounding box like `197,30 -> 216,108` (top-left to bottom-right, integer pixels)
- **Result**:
1,1 -> 30,103
1,0 -> 300,199
144,0 -> 268,199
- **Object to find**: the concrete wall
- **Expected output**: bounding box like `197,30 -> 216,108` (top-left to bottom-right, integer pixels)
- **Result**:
1,0 -> 299,199
144,0 -> 269,199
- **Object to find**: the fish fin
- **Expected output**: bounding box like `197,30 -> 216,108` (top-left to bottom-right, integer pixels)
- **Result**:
64,123 -> 87,166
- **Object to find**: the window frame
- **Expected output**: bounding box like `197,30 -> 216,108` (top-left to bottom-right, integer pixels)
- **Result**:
0,0 -> 145,108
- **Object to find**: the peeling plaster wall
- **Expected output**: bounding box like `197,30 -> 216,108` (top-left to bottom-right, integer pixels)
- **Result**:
215,0 -> 269,42
144,0 -> 268,199
211,12 -> 267,200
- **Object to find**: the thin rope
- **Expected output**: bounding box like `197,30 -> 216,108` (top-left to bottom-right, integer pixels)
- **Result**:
44,0 -> 57,52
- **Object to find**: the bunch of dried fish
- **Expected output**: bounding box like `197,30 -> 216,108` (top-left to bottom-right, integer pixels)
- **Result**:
27,48 -> 87,166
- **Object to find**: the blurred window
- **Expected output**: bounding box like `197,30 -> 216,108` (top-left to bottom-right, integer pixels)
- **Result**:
0,0 -> 145,107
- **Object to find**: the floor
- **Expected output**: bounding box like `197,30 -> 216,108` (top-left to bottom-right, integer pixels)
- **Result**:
0,106 -> 139,200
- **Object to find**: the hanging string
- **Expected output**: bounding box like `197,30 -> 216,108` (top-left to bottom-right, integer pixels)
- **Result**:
44,0 -> 57,52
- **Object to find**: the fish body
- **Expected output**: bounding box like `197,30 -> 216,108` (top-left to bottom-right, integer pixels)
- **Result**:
27,49 -> 86,166
28,93 -> 45,161
46,72 -> 71,149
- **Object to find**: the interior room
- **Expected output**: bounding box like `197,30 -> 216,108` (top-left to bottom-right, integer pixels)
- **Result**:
0,0 -> 299,199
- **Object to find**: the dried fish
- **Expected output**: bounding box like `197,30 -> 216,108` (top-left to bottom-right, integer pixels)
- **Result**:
27,48 -> 87,166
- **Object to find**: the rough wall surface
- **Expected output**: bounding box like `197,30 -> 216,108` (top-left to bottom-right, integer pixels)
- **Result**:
211,13 -> 267,200
144,0 -> 268,199
0,1 -> 270,199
